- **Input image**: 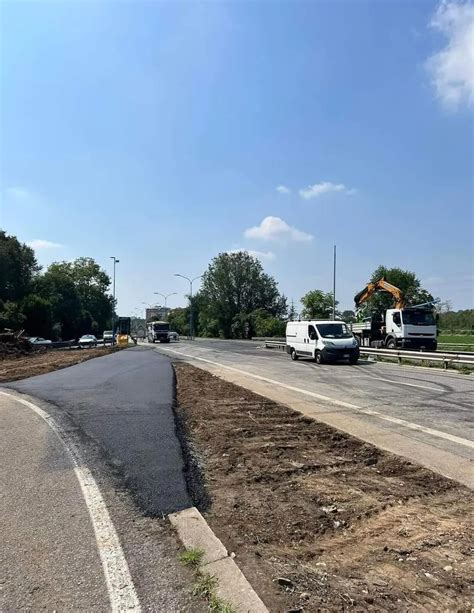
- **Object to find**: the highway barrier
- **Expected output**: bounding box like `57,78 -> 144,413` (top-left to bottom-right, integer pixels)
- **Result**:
261,339 -> 474,369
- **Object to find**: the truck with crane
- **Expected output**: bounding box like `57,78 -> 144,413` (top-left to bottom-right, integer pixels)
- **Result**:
351,278 -> 438,351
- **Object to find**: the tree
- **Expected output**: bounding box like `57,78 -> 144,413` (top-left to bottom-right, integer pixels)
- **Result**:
168,308 -> 190,336
0,230 -> 40,302
38,258 -> 114,337
0,300 -> 26,330
21,295 -> 53,338
199,252 -> 287,338
341,309 -> 356,323
364,266 -> 434,313
46,258 -> 114,332
301,290 -> 338,319
36,267 -> 83,339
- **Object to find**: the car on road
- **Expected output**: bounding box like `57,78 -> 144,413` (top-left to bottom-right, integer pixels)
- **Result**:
169,331 -> 179,341
78,334 -> 98,348
286,320 -> 359,364
102,330 -> 115,344
28,337 -> 53,346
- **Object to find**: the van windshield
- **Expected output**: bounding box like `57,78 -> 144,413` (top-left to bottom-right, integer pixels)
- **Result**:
316,323 -> 352,339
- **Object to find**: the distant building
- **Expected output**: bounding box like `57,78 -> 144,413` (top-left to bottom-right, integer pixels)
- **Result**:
145,306 -> 171,322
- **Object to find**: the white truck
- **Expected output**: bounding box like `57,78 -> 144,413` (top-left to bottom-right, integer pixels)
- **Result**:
146,321 -> 171,343
351,278 -> 437,351
286,320 -> 360,364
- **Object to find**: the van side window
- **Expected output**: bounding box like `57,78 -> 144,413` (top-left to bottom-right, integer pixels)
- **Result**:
308,325 -> 317,340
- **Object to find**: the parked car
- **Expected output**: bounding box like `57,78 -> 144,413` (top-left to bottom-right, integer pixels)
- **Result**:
169,331 -> 179,341
28,337 -> 52,346
78,334 -> 98,348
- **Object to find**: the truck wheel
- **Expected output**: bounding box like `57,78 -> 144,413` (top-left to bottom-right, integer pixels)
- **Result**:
290,348 -> 298,361
386,338 -> 397,349
315,350 -> 324,364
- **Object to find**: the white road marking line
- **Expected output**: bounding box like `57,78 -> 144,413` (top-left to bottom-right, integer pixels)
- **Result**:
0,391 -> 141,613
160,347 -> 474,451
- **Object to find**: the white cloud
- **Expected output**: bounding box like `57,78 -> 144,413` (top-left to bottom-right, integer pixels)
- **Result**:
244,216 -> 313,242
27,239 -> 63,250
299,181 -> 356,199
227,248 -> 276,261
276,185 -> 291,194
426,1 -> 474,110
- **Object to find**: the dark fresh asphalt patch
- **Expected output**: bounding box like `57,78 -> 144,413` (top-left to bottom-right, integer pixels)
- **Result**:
7,347 -> 192,515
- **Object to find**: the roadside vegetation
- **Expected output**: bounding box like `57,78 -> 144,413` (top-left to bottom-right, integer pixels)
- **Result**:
179,548 -> 235,613
0,230 -> 114,340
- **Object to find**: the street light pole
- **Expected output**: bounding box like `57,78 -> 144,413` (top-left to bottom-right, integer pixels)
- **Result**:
110,256 -> 120,343
332,245 -> 336,321
174,274 -> 202,339
154,292 -> 177,319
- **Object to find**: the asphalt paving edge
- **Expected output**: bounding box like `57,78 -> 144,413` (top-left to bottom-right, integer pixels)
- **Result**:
169,507 -> 269,613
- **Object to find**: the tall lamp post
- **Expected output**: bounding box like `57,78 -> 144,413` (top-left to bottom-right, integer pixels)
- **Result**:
174,274 -> 202,339
154,292 -> 177,320
110,256 -> 120,343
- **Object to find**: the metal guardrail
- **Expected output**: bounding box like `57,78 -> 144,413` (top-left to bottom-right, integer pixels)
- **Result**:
262,340 -> 474,368
358,347 -> 474,368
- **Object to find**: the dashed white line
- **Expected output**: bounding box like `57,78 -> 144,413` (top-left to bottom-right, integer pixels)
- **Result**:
159,347 -> 474,451
0,390 -> 141,613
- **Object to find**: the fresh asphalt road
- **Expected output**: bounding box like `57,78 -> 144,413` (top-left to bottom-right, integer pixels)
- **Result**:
6,346 -> 191,515
1,347 -> 207,612
149,338 -> 474,487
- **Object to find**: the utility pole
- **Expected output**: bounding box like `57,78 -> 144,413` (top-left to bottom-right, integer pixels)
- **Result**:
110,256 -> 120,343
332,245 -> 336,320
174,274 -> 202,339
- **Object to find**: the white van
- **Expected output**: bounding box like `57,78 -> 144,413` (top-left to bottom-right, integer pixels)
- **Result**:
286,320 -> 360,364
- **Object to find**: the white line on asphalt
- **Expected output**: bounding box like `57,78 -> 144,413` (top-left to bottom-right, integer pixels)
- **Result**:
0,390 -> 141,613
160,347 -> 474,450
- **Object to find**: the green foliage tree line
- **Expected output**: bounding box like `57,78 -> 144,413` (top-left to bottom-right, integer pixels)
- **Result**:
0,230 -> 114,339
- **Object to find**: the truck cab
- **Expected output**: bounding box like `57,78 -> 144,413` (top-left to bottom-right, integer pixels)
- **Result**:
385,307 -> 437,350
146,321 -> 171,343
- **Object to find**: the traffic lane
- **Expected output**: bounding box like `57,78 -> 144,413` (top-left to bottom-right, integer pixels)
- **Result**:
7,347 -> 192,515
163,342 -> 474,453
0,394 -> 109,611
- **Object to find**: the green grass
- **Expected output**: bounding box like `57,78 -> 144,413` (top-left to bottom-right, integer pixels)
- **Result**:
192,572 -> 218,599
209,594 -> 237,613
179,548 -> 205,568
438,333 -> 474,344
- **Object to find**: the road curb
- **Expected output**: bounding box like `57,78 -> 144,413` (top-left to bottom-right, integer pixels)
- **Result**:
169,506 -> 268,613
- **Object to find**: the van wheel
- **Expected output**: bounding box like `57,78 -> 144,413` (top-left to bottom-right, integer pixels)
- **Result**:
386,338 -> 397,349
290,348 -> 298,361
315,350 -> 324,364
349,355 -> 359,365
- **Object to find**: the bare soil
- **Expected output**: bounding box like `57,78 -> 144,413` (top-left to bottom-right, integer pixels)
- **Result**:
0,347 -> 121,383
175,363 -> 473,612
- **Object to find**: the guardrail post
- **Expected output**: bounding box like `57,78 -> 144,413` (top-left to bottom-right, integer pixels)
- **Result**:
398,355 -> 402,365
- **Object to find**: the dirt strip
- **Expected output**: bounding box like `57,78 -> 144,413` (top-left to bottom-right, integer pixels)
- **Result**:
174,363 -> 473,612
0,347 -> 122,383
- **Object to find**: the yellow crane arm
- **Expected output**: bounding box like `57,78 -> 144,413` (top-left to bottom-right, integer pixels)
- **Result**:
354,278 -> 405,309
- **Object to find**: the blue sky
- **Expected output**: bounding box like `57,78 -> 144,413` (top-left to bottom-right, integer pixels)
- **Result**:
1,0 -> 473,314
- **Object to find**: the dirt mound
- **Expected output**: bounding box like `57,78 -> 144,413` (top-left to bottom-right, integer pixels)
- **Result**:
175,363 -> 474,613
0,331 -> 33,359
